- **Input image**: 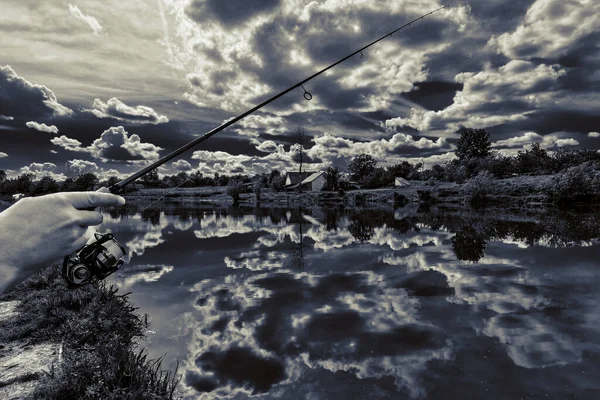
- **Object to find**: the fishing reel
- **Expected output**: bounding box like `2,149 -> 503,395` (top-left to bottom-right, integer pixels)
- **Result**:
62,232 -> 127,288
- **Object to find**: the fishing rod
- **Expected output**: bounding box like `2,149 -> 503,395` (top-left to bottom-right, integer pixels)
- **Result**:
108,4 -> 448,193
63,5 -> 449,287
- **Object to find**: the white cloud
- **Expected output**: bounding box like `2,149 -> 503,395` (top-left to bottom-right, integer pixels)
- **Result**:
493,132 -> 543,148
18,162 -> 66,181
86,97 -> 169,125
229,114 -> 288,137
26,121 -> 59,134
493,132 -> 580,150
0,115 -> 14,121
51,126 -> 163,163
386,60 -> 566,134
66,159 -> 99,175
163,0 -> 455,114
68,4 -> 103,36
172,159 -> 192,171
588,132 -> 600,138
492,0 -> 600,59
0,152 -> 7,158
50,135 -> 83,152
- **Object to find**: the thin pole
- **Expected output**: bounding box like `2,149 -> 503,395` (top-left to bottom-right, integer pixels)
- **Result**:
109,5 -> 448,194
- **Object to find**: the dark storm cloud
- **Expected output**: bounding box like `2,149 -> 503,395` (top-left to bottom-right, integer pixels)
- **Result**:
0,65 -> 73,119
186,0 -> 281,26
403,81 -> 463,111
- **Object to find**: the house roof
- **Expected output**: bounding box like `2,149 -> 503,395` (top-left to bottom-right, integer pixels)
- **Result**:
301,171 -> 324,184
285,171 -> 314,184
284,171 -> 324,189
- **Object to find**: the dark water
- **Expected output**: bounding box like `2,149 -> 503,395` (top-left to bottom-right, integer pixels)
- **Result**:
99,203 -> 600,399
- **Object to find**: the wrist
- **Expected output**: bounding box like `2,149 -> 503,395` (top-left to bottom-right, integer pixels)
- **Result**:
0,260 -> 20,296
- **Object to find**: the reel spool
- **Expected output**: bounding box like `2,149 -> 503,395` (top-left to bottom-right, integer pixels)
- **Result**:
62,232 -> 126,288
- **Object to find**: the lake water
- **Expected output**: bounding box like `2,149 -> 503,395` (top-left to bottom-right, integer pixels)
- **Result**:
99,203 -> 600,399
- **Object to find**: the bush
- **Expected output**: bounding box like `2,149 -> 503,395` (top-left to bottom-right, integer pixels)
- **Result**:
227,182 -> 244,204
546,161 -> 600,205
461,171 -> 496,204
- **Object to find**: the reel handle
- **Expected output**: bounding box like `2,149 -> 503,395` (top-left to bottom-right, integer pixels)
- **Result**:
63,187 -> 127,288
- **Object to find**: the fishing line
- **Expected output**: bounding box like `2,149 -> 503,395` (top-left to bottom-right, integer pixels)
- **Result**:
140,176 -> 194,212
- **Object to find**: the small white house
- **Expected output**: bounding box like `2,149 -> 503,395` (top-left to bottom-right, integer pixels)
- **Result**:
283,171 -> 326,191
395,177 -> 410,187
12,193 -> 25,201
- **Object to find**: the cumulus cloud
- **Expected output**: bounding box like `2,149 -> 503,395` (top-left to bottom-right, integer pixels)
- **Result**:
589,132 -> 600,138
493,132 -> 579,149
68,4 -> 103,35
65,159 -> 99,175
491,0 -> 600,59
172,159 -> 192,171
26,121 -> 59,134
86,98 -> 169,125
386,60 -> 566,134
18,162 -> 66,181
187,130 -> 449,175
228,114 -> 288,137
50,135 -> 83,152
0,65 -> 73,118
0,152 -> 7,158
51,126 -> 163,163
162,0 -> 456,114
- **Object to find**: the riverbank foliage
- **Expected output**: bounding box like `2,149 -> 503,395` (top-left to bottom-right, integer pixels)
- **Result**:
2,129 -> 600,207
0,264 -> 181,399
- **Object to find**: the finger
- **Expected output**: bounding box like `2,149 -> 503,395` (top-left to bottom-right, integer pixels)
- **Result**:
69,235 -> 90,254
64,192 -> 126,209
76,210 -> 104,226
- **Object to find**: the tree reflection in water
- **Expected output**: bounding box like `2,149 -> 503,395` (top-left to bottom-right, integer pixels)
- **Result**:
451,227 -> 487,262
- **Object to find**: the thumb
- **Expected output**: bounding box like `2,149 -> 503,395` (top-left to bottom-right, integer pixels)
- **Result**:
66,191 -> 126,209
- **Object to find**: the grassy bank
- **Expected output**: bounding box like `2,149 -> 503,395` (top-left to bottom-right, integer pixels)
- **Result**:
0,264 -> 181,399
123,173 -> 564,208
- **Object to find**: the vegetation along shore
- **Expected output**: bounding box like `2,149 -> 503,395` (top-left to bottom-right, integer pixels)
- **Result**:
1,129 -> 599,397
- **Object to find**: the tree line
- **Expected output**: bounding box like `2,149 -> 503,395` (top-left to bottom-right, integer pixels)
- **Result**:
2,128 -> 600,197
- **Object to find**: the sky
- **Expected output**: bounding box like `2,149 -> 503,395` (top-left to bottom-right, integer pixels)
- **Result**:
0,0 -> 599,182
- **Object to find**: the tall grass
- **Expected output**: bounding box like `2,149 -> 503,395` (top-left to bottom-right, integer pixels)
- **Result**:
0,264 -> 181,399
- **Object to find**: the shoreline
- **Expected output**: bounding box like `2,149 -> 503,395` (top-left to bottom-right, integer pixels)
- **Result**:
122,174 -> 558,208
0,264 -> 181,399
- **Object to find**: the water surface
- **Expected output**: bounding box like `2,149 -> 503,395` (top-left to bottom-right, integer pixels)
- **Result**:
100,204 -> 600,399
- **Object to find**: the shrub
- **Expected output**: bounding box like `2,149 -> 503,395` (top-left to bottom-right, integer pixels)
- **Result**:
546,161 -> 600,205
461,171 -> 496,204
227,182 -> 244,204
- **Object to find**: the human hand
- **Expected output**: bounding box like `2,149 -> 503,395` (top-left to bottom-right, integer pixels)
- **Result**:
0,191 -> 125,293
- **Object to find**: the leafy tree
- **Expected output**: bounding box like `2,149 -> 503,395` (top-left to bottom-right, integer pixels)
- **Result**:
455,128 -> 491,160
33,176 -> 59,195
361,167 -> 390,189
386,161 -> 421,180
348,154 -> 377,183
106,176 -> 120,188
73,173 -> 99,191
323,166 -> 341,191
15,173 -> 34,194
60,178 -> 75,192
516,142 -> 551,174
0,170 -> 6,182
227,181 -> 244,204
140,169 -> 161,188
